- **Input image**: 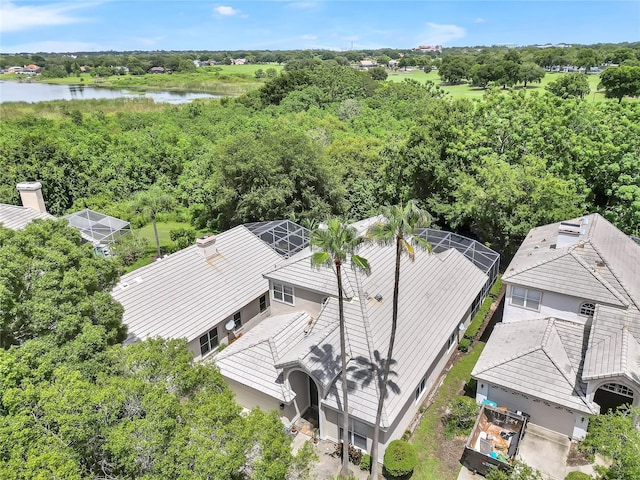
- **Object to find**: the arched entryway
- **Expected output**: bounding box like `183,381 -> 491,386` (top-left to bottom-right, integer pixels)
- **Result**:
594,383 -> 635,414
288,370 -> 320,433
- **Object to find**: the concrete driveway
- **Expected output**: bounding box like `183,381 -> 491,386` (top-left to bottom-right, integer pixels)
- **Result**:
517,423 -> 570,480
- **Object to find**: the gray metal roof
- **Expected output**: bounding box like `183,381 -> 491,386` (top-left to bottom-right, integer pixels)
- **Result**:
244,220 -> 310,258
472,318 -> 598,414
215,312 -> 311,402
0,204 -> 55,230
583,305 -> 640,383
220,241 -> 489,428
264,248 -> 358,298
112,225 -> 284,344
504,213 -> 640,311
64,208 -> 130,245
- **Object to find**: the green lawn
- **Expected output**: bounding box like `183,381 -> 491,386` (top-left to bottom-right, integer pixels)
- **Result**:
124,221 -> 194,273
388,69 -> 607,101
411,342 -> 486,480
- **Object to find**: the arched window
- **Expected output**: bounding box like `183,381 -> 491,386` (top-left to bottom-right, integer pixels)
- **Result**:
579,302 -> 595,317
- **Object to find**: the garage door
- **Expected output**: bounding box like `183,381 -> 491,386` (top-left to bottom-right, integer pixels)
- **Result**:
487,384 -> 575,437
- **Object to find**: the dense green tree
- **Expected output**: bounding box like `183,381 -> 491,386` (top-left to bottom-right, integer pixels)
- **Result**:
368,66 -> 388,81
310,219 -> 370,476
438,55 -> 473,84
0,220 -> 124,349
599,65 -> 640,102
579,406 -> 640,480
546,73 -> 590,99
519,62 -> 546,87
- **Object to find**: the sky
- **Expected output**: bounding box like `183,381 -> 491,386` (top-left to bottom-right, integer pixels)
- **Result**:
0,1 -> 638,53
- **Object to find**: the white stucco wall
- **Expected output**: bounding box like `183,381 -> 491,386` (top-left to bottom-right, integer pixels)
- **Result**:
502,283 -> 592,325
225,377 -> 298,424
187,293 -> 270,360
269,282 -> 324,317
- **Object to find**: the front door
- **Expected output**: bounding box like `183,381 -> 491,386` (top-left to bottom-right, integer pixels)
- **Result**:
309,378 -> 319,409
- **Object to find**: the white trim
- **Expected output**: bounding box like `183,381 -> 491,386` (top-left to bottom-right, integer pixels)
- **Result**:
510,285 -> 542,311
272,282 -> 295,306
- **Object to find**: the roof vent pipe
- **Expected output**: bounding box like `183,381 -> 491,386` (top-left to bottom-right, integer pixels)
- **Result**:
16,182 -> 47,213
196,235 -> 217,259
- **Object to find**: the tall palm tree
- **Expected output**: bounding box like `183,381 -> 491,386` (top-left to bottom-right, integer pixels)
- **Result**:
365,201 -> 432,479
310,218 -> 370,477
131,186 -> 174,258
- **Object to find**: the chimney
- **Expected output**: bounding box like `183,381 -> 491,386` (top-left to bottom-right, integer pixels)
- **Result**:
16,182 -> 47,213
556,221 -> 581,248
196,235 -> 217,259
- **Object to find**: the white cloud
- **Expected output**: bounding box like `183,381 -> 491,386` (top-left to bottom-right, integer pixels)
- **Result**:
421,22 -> 466,45
214,5 -> 242,16
0,1 -> 96,33
2,40 -> 101,53
473,18 -> 485,24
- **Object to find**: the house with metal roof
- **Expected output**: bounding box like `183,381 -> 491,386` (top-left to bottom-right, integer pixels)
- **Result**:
214,230 -> 496,462
473,213 -> 640,440
0,182 -> 55,230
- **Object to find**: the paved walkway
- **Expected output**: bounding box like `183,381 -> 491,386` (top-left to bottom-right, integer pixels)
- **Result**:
297,437 -> 370,480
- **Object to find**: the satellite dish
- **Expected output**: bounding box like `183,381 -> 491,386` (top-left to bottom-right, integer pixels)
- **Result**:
225,320 -> 236,331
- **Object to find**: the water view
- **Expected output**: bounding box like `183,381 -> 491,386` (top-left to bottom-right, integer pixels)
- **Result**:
0,81 -> 220,104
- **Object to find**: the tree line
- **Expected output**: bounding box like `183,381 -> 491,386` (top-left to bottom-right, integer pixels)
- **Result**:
1,62 -> 639,260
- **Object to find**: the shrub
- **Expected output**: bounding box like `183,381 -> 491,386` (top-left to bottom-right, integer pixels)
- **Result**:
169,226 -> 196,251
360,453 -> 371,471
443,396 -> 479,439
110,233 -> 149,266
383,440 -> 417,478
458,338 -> 471,352
565,472 -> 592,480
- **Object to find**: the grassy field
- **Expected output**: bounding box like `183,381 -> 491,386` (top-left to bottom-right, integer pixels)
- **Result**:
411,342 -> 486,480
11,64 -> 285,95
388,69 -> 606,101
124,220 -> 195,273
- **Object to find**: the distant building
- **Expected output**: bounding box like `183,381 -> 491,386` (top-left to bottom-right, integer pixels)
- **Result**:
416,45 -> 442,53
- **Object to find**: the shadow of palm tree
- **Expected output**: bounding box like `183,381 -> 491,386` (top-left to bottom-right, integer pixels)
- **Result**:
309,343 -> 358,393
348,350 -> 401,398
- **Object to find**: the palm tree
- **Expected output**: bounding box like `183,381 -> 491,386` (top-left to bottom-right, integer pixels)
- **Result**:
310,218 -> 370,477
365,200 -> 432,479
131,186 -> 174,258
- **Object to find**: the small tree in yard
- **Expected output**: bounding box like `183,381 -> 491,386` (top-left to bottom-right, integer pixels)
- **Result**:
131,186 -> 174,258
486,461 -> 545,480
383,440 -> 417,478
443,396 -> 479,439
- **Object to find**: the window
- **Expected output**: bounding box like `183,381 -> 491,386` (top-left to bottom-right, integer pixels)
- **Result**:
579,302 -> 596,317
511,286 -> 542,311
233,311 -> 241,329
199,327 -> 218,356
273,282 -> 294,305
339,428 -> 367,450
447,331 -> 457,349
259,294 -> 267,312
599,383 -> 634,398
415,377 -> 427,402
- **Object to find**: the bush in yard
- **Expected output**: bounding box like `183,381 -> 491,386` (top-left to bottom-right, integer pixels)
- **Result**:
458,338 -> 471,352
360,453 -> 371,471
565,472 -> 592,480
443,396 -> 479,439
383,440 -> 417,478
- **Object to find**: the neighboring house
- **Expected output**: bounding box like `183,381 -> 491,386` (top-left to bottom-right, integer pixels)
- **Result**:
0,182 -> 129,252
149,66 -> 170,74
473,213 -> 640,440
214,227 -> 498,462
359,60 -> 377,70
0,182 -> 55,230
231,58 -> 247,65
112,220 -> 308,358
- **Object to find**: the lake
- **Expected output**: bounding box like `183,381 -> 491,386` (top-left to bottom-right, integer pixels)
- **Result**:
0,81 -> 221,104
